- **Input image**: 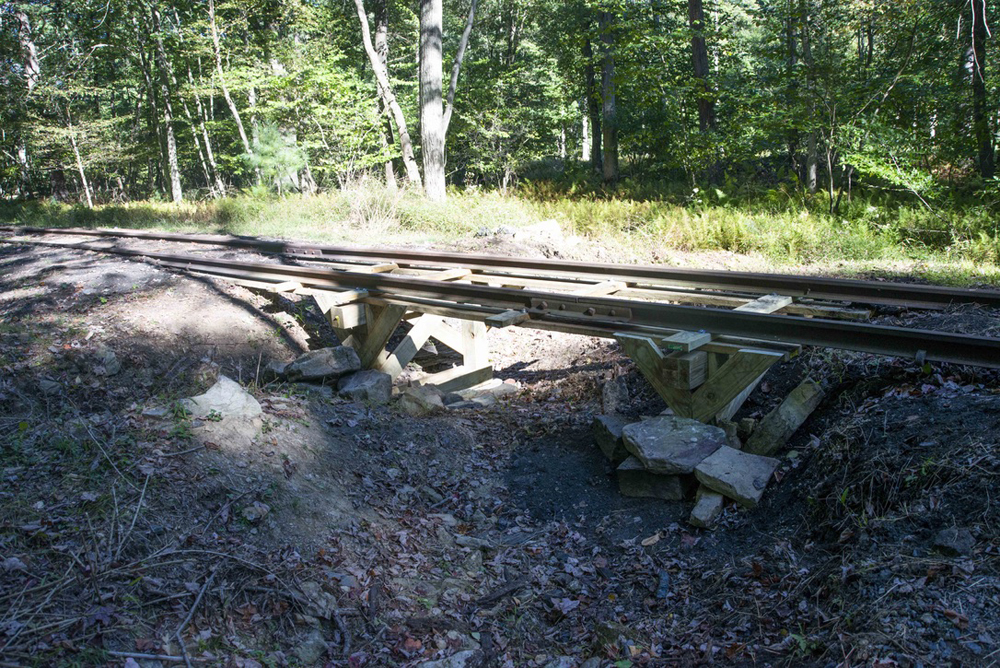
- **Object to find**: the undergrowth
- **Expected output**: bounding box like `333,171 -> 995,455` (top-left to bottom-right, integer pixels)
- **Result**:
3,176 -> 1000,284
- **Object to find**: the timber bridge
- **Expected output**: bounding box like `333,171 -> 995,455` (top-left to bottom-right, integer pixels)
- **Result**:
3,226 -> 1000,424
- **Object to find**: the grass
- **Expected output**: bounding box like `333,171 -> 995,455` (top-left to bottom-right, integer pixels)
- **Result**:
3,176 -> 1000,285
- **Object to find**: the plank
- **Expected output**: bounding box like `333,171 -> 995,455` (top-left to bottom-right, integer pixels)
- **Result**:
615,333 -> 694,417
572,280 -> 626,296
485,309 -> 530,328
661,331 -> 712,352
415,364 -> 494,393
379,315 -> 445,379
313,289 -> 369,313
735,294 -> 793,314
326,304 -> 366,329
460,320 -> 489,369
663,350 -> 708,389
268,280 -> 303,293
356,304 -> 408,368
351,262 -> 399,274
690,350 -> 783,423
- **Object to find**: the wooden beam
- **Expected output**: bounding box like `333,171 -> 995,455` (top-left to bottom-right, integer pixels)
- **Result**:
268,280 -> 302,293
663,350 -> 708,389
351,262 -> 399,274
735,294 -> 794,313
327,304 -> 366,329
615,334 -> 694,417
661,331 -> 712,352
573,280 -> 626,296
356,304 -> 408,368
485,309 -> 530,328
460,320 -> 489,369
379,315 -> 445,379
415,364 -> 493,393
689,350 -> 783,422
313,289 -> 369,313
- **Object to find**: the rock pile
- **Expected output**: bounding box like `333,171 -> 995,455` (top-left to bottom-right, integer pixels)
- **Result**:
592,412 -> 780,529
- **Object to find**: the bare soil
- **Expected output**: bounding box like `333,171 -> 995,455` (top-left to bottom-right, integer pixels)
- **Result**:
1,236 -> 998,668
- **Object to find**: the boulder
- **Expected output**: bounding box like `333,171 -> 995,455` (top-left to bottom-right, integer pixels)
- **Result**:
399,385 -> 445,416
933,527 -> 975,557
694,445 -> 779,508
283,346 -> 361,382
622,416 -> 726,474
338,370 -> 392,404
745,378 -> 824,456
688,486 -> 725,529
294,629 -> 328,665
601,376 -> 629,415
93,344 -> 121,376
592,414 -> 630,462
617,456 -> 693,501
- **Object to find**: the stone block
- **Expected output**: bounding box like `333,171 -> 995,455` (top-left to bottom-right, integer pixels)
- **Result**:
688,486 -> 725,529
617,456 -> 694,501
622,416 -> 726,474
745,378 -> 824,456
592,414 -> 630,462
695,445 -> 779,508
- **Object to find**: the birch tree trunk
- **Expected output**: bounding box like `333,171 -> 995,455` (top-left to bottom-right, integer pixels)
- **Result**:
66,109 -> 94,208
353,0 -> 422,186
583,35 -> 602,172
208,0 -> 253,157
15,9 -> 40,191
150,6 -> 183,202
442,0 -> 477,135
420,0 -> 447,201
374,0 -> 398,192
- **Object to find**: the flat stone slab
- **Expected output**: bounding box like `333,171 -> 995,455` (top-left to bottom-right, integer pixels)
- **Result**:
398,385 -> 445,416
617,456 -> 694,501
338,370 -> 392,404
688,486 -> 725,528
592,415 -> 630,462
695,445 -> 779,508
284,346 -> 361,381
180,375 -> 262,450
622,416 -> 726,474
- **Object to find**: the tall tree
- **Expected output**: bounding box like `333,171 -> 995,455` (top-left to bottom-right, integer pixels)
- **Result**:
420,0 -> 447,200
971,0 -> 994,178
688,0 -> 715,132
599,7 -> 617,183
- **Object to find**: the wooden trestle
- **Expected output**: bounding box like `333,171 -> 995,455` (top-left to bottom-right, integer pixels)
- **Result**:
225,266 -> 821,424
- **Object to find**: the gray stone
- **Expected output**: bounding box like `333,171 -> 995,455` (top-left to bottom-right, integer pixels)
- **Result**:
601,376 -> 629,415
592,415 -> 630,462
544,658 -> 577,668
442,392 -> 465,405
180,375 -> 263,449
338,370 -> 392,404
695,445 -> 779,508
617,456 -> 694,501
181,375 -> 262,420
398,385 -> 445,416
737,417 -> 757,441
457,378 -> 519,401
266,359 -> 288,377
933,528 -> 975,557
417,650 -> 482,668
455,534 -> 493,550
745,378 -> 825,456
688,486 -> 725,529
622,416 -> 726,474
716,418 -> 741,449
283,346 -> 361,381
294,629 -> 328,665
445,401 -> 481,410
39,379 -> 61,395
142,406 -> 170,418
579,659 -> 603,668
94,344 -> 121,376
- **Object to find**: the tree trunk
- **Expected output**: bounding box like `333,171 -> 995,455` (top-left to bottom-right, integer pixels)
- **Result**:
15,10 -> 40,192
688,0 -> 715,132
801,0 -> 818,193
583,36 -> 602,172
150,7 -> 183,203
353,0 -> 422,186
442,0 -> 477,135
972,0 -> 995,178
599,10 -> 618,183
374,0 -> 398,191
66,110 -> 94,208
420,0 -> 446,201
208,0 -> 253,157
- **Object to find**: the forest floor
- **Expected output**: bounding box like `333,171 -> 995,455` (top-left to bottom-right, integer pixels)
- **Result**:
0,223 -> 999,668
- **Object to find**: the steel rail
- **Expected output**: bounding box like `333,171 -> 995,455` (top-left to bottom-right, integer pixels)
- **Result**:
4,236 -> 1000,368
3,225 -> 1000,308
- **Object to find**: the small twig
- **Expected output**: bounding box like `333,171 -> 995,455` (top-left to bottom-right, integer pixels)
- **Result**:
108,651 -> 205,664
160,444 -> 206,457
175,570 -> 217,668
116,473 -> 151,561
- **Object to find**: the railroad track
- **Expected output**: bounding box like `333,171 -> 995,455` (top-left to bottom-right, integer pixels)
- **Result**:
2,225 -> 999,423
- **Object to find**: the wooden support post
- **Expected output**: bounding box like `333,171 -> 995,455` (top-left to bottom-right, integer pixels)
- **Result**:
414,364 -> 493,393
460,320 -> 490,371
617,333 -> 783,425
